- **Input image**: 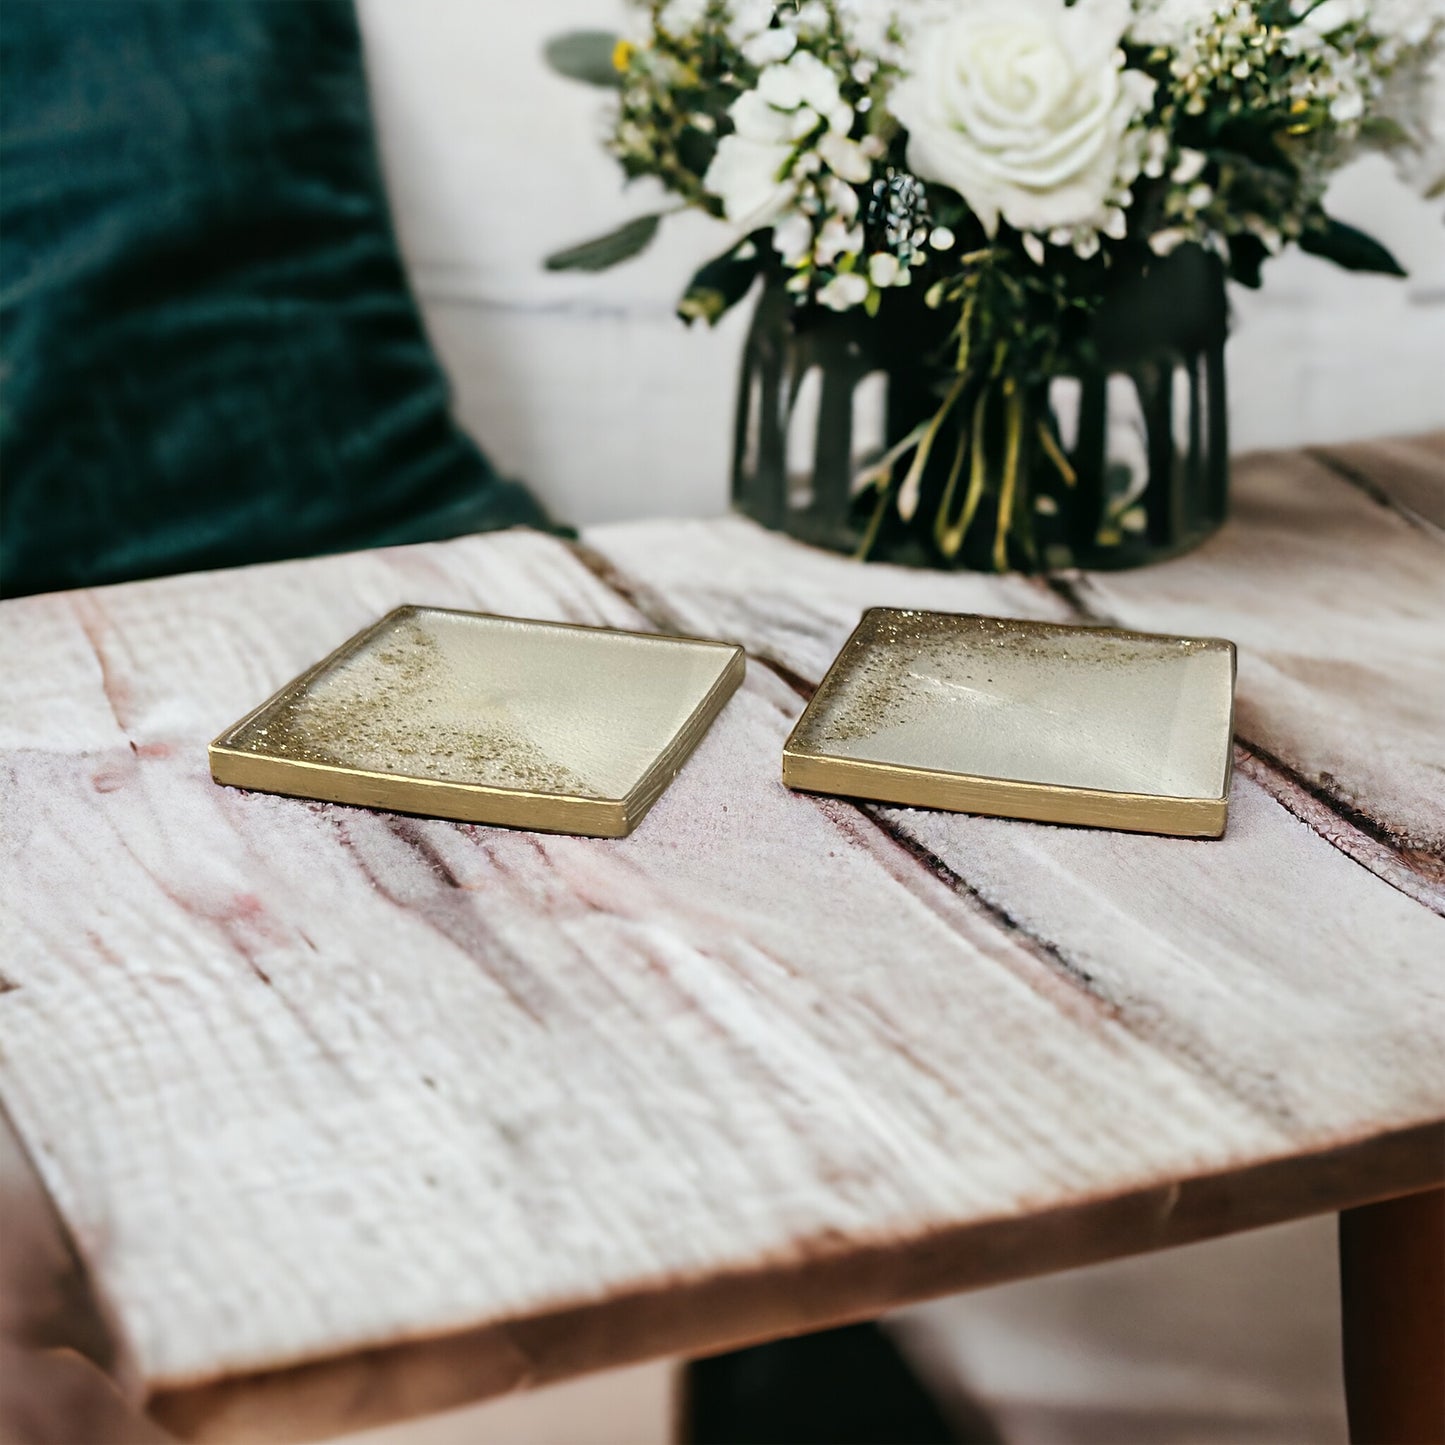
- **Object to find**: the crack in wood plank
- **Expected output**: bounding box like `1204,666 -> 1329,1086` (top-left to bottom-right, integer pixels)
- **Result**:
566,538 -> 1131,1004
1305,446 -> 1443,538
1233,744 -> 1445,917
1038,573 -> 1445,912
564,538 -> 1388,1135
577,530 -> 1442,914
567,539 -> 821,700
6,522 -> 1442,1424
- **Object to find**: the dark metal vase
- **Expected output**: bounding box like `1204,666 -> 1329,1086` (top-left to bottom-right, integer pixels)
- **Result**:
732,245 -> 1230,571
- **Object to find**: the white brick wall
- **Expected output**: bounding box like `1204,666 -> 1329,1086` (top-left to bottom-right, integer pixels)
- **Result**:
358,0 -> 1445,527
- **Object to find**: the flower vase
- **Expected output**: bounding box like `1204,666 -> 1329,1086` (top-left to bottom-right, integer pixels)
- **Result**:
731,244 -> 1229,571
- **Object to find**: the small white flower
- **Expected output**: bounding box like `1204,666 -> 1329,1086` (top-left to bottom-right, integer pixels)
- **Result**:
818,272 -> 870,309
730,89 -> 815,143
868,252 -> 901,285
817,131 -> 873,182
1129,0 -> 1219,47
1149,225 -> 1191,255
889,0 -> 1156,236
1331,87 -> 1366,123
838,0 -> 899,54
824,175 -> 860,219
816,215 -> 864,263
1293,0 -> 1368,35
726,0 -> 777,43
758,49 -> 841,115
742,27 -> 798,66
1171,148 -> 1209,183
772,211 -> 815,263
792,1 -> 830,35
703,134 -> 796,223
1142,130 -> 1171,178
659,0 -> 709,35
928,225 -> 955,250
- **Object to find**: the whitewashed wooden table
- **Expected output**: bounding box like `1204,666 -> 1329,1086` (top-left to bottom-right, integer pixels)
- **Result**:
2,437 -> 1443,1444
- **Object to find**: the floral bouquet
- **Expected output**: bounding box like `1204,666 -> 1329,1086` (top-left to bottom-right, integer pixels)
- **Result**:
546,0 -> 1441,569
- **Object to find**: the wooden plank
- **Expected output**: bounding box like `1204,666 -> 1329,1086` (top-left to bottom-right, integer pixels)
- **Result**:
1060,447 -> 1445,895
584,503 -> 1445,1182
1309,430 -> 1445,531
586,443 -> 1445,908
2,507 -> 1442,1442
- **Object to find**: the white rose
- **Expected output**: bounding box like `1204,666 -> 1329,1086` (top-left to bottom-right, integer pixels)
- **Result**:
889,0 -> 1156,236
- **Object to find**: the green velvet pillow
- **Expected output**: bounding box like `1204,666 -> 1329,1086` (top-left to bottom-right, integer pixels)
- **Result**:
0,0 -> 548,598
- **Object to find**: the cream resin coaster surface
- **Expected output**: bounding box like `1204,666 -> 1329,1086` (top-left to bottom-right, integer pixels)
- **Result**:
783,608 -> 1236,837
210,606 -> 745,837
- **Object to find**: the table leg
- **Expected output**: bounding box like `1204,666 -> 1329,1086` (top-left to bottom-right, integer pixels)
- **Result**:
1339,1188 -> 1445,1445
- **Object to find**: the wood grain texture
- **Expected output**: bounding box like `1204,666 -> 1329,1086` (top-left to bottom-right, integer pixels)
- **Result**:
1,446 -> 1443,1441
1310,430 -> 1445,531
588,444 -> 1445,906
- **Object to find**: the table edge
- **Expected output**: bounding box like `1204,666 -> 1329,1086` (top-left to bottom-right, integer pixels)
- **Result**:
147,1116 -> 1445,1444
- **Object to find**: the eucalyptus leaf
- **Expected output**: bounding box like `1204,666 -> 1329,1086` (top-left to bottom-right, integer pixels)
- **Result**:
1300,217 -> 1407,276
677,239 -> 765,325
544,31 -> 622,87
1359,115 -> 1411,146
545,214 -> 662,272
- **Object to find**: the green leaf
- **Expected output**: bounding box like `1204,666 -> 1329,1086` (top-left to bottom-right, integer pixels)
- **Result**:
1359,115 -> 1411,147
1299,216 -> 1407,276
544,214 -> 662,272
544,31 -> 622,87
677,240 -> 765,325
1227,232 -> 1268,289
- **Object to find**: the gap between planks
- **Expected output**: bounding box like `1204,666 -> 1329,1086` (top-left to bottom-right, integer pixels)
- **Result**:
566,538 -> 1445,922
1044,571 -> 1444,916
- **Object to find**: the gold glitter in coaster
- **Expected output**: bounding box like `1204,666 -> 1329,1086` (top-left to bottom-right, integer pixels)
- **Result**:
783,608 -> 1236,838
210,606 -> 745,837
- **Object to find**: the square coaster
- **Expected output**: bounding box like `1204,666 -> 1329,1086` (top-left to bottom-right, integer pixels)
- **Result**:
210,606 -> 745,837
782,609 -> 1236,837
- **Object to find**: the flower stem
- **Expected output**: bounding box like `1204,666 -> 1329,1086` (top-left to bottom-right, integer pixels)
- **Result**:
993,382 -> 1024,572
1036,415 -> 1076,487
896,372 -> 968,522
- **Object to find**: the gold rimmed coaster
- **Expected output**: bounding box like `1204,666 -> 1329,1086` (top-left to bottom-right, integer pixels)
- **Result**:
210,606 -> 745,838
783,608 -> 1236,838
